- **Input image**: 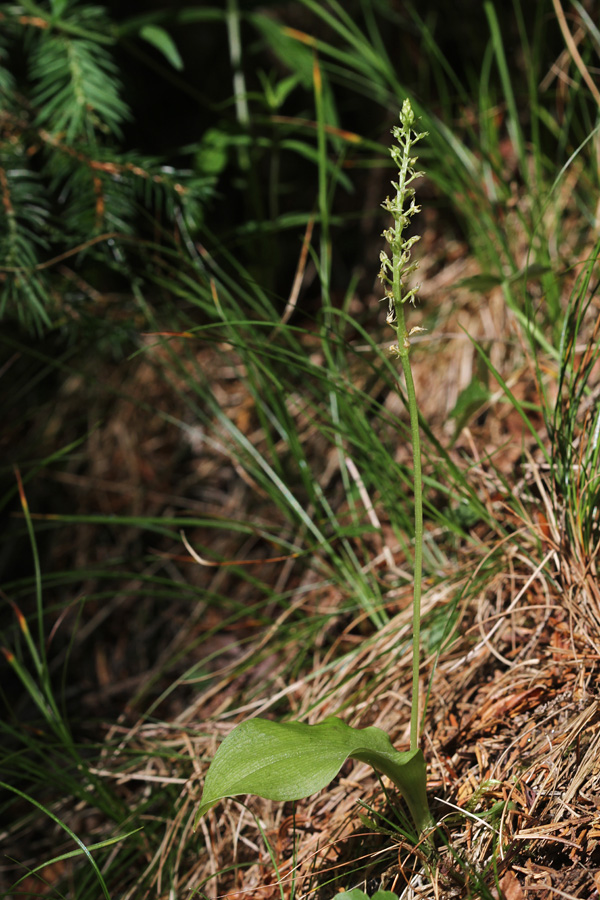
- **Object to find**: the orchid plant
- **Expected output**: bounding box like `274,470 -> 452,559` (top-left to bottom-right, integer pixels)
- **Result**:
195,99 -> 433,838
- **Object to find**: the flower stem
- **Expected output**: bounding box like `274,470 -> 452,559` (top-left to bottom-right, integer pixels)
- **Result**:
378,99 -> 427,755
393,307 -> 423,754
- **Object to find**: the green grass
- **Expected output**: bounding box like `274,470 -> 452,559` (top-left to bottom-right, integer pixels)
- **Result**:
1,0 -> 600,896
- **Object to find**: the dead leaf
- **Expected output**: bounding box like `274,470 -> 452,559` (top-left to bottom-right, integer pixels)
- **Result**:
499,870 -> 524,900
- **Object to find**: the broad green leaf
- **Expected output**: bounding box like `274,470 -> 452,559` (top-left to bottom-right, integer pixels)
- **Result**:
139,26 -> 183,71
196,716 -> 433,834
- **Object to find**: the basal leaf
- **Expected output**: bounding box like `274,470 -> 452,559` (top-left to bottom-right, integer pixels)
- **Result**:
196,716 -> 432,833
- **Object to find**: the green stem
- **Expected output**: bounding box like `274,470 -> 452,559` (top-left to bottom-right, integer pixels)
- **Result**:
313,51 -> 331,311
394,306 -> 423,755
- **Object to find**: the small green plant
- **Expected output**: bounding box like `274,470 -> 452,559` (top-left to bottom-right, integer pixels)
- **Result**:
336,890 -> 398,900
196,716 -> 431,833
195,100 -> 433,836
